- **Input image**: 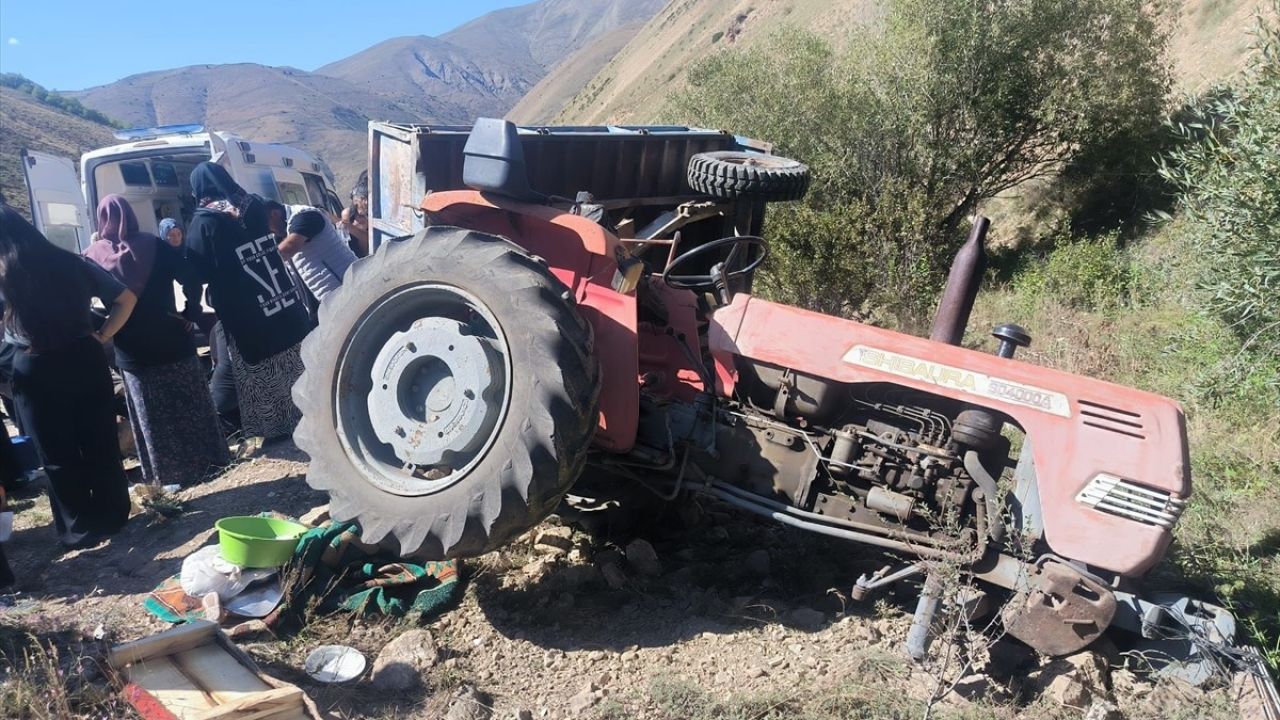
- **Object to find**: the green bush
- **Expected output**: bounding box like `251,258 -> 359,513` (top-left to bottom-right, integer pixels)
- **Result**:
1014,231 -> 1134,310
667,0 -> 1169,326
0,72 -> 118,127
1157,4 -> 1280,360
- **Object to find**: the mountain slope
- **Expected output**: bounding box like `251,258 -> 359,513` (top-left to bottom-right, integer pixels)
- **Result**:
553,0 -> 1269,125
315,36 -> 537,123
316,0 -> 667,123
441,0 -> 667,71
65,0 -> 669,193
508,21 -> 648,124
554,0 -> 873,124
67,63 -> 432,193
0,86 -> 117,221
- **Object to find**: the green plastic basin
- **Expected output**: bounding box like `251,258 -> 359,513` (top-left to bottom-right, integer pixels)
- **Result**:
215,516 -> 308,568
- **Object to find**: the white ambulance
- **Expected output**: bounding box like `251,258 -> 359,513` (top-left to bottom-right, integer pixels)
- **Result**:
22,124 -> 345,253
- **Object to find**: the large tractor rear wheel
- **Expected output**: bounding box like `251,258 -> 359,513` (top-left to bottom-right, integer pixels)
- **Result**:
293,226 -> 599,558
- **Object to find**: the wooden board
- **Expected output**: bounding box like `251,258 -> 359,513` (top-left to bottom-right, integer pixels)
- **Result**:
109,621 -> 323,720
126,656 -> 215,718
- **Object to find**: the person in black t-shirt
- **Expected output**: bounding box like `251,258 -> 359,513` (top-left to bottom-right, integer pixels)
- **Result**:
1,204 -> 137,548
85,195 -> 229,487
185,163 -> 309,440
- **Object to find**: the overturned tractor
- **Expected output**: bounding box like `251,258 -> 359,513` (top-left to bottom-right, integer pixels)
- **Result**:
293,119 -> 1239,682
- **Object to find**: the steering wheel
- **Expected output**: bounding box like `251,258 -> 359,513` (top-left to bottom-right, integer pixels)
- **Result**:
662,236 -> 769,299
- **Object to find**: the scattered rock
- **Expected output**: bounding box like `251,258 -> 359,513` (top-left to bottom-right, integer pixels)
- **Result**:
299,504 -> 330,527
625,539 -> 662,576
586,650 -> 605,662
786,607 -> 825,629
372,629 -> 440,691
1037,650 -> 1111,709
620,650 -> 639,663
567,684 -> 600,714
534,527 -> 574,555
747,666 -> 767,679
201,592 -> 222,623
1083,700 -> 1123,720
600,562 -> 627,590
445,685 -> 492,720
227,620 -> 274,642
515,711 -> 533,720
745,549 -> 771,577
521,557 -> 554,580
952,673 -> 994,702
849,622 -> 882,644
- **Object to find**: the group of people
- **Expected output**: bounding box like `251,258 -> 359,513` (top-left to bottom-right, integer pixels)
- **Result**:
0,164 -> 369,589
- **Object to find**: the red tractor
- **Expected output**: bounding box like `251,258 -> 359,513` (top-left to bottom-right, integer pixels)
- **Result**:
294,119 -> 1236,677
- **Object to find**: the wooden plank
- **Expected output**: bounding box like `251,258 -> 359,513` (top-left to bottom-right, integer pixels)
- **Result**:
172,644 -> 269,703
192,687 -> 304,720
110,621 -> 219,668
125,656 -> 216,720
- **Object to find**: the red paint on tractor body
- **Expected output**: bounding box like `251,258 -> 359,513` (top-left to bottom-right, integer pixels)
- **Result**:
421,191 -> 1190,577
422,191 -> 639,452
708,294 -> 1190,576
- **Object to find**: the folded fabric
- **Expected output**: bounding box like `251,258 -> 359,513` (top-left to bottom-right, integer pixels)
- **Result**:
266,520 -> 460,634
143,575 -> 207,624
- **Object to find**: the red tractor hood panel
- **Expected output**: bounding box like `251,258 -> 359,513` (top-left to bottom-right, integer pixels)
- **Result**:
709,294 -> 1191,577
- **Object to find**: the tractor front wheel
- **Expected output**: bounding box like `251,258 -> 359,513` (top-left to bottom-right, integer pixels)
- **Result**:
292,226 -> 599,558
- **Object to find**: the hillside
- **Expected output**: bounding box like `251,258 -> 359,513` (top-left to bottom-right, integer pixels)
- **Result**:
0,86 -> 116,221
507,22 -> 649,124
553,0 -> 874,124
66,0 -> 667,194
67,63 -> 427,193
553,0 -> 1270,125
318,0 -> 665,125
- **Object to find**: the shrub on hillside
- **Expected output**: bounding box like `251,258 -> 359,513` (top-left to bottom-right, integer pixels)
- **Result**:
0,73 -> 118,127
667,0 -> 1169,326
1015,231 -> 1134,311
1157,4 -> 1280,360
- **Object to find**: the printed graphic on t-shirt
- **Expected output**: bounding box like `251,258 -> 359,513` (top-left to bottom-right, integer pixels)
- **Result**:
235,234 -> 298,317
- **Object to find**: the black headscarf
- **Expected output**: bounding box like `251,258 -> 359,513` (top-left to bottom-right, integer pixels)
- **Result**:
191,162 -> 247,206
190,162 -> 268,238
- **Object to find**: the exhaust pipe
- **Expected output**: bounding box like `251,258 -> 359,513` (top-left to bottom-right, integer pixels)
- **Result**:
929,216 -> 990,346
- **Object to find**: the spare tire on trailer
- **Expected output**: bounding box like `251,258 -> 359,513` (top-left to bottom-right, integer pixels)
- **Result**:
687,151 -> 810,202
292,226 -> 599,559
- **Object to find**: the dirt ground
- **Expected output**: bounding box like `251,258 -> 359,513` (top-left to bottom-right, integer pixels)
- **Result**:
0,440 -> 1271,720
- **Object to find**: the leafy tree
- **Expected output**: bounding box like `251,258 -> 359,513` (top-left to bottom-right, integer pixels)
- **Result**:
1158,3 -> 1280,359
667,0 -> 1170,326
0,72 -> 119,128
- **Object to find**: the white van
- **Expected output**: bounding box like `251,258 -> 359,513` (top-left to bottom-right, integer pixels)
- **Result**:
22,124 -> 345,254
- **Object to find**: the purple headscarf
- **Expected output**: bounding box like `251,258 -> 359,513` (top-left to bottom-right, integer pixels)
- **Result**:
85,194 -> 158,295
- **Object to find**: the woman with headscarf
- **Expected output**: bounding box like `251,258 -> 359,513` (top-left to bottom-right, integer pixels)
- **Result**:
0,205 -> 137,548
85,195 -> 229,487
185,163 -> 310,440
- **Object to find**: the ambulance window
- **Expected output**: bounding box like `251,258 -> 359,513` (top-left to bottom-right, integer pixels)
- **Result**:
151,162 -> 180,187
240,168 -> 279,201
302,173 -> 328,208
277,182 -> 308,206
120,162 -> 152,187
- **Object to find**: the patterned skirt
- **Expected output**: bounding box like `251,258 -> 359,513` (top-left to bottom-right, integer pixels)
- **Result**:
122,356 -> 231,487
226,336 -> 305,440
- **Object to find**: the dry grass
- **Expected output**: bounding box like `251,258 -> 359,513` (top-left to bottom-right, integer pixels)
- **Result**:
0,620 -> 137,720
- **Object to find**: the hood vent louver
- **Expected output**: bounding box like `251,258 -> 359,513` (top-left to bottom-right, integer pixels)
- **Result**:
1076,473 -> 1185,529
1079,399 -> 1145,439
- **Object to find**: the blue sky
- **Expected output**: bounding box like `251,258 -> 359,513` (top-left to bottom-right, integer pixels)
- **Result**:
0,0 -> 530,90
